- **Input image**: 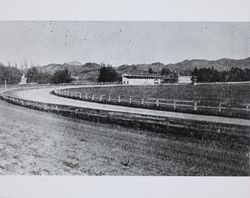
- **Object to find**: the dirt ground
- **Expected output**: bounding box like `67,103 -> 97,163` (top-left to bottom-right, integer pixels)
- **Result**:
0,99 -> 249,175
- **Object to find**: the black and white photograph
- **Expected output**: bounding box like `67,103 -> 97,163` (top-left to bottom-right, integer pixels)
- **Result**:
0,0 -> 250,197
0,21 -> 249,176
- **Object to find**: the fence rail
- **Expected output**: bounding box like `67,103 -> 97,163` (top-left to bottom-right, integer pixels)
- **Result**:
0,91 -> 249,139
54,89 -> 250,119
54,89 -> 250,112
0,88 -> 249,143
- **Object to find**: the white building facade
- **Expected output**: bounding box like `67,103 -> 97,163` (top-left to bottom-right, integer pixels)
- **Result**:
122,74 -> 192,85
122,74 -> 162,85
178,75 -> 192,84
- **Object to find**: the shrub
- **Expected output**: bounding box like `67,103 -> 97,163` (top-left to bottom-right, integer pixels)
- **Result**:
98,64 -> 119,82
0,65 -> 22,84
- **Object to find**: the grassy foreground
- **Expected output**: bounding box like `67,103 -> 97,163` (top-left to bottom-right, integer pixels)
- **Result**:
0,99 -> 249,175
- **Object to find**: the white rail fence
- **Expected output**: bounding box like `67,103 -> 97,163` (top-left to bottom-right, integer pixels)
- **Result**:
54,89 -> 250,114
0,91 -> 249,137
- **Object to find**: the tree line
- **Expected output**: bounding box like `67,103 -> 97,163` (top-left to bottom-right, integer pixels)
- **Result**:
192,67 -> 250,82
1,62 -> 249,85
0,64 -> 72,85
0,64 -> 22,84
26,67 -> 72,84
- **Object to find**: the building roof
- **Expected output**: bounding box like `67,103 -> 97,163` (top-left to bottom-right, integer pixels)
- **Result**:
122,74 -> 163,79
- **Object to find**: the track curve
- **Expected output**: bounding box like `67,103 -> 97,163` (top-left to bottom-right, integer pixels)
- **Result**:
3,85 -> 250,127
0,86 -> 249,175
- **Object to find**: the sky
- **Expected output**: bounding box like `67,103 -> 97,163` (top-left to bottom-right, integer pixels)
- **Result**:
0,21 -> 249,67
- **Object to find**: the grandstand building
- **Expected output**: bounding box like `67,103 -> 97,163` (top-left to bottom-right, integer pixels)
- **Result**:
122,73 -> 192,85
122,74 -> 163,85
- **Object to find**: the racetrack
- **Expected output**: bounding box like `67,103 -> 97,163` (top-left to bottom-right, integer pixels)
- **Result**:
0,86 -> 249,175
0,96 -> 249,175
5,86 -> 250,127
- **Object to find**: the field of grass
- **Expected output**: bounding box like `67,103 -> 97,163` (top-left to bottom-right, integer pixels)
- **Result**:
0,98 -> 249,175
61,83 -> 250,118
66,83 -> 250,103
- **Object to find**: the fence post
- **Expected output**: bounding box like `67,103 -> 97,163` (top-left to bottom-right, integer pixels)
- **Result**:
129,97 -> 132,104
100,95 -> 102,102
194,102 -> 197,111
219,103 -> 221,112
141,98 -> 144,105
85,93 -> 88,100
108,95 -> 111,102
156,99 -> 159,107
118,96 -> 120,103
92,94 -> 95,101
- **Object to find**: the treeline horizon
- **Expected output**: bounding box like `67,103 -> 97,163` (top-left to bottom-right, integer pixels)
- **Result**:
192,67 -> 250,82
26,67 -> 72,84
0,64 -> 72,85
1,63 -> 250,85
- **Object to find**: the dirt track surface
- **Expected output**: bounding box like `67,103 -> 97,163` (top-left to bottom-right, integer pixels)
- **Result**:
0,98 -> 249,175
6,86 -> 250,126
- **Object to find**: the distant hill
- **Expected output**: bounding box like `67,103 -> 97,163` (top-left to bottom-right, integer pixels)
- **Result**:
36,57 -> 250,82
165,57 -> 250,72
117,62 -> 166,75
37,62 -> 102,82
117,57 -> 250,75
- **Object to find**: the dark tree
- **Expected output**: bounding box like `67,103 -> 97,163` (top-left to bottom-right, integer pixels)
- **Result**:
26,67 -> 52,84
192,67 -> 250,83
37,72 -> 52,84
98,64 -> 119,82
148,67 -> 153,74
161,68 -> 171,76
26,67 -> 40,83
51,68 -> 72,84
0,65 -> 22,84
